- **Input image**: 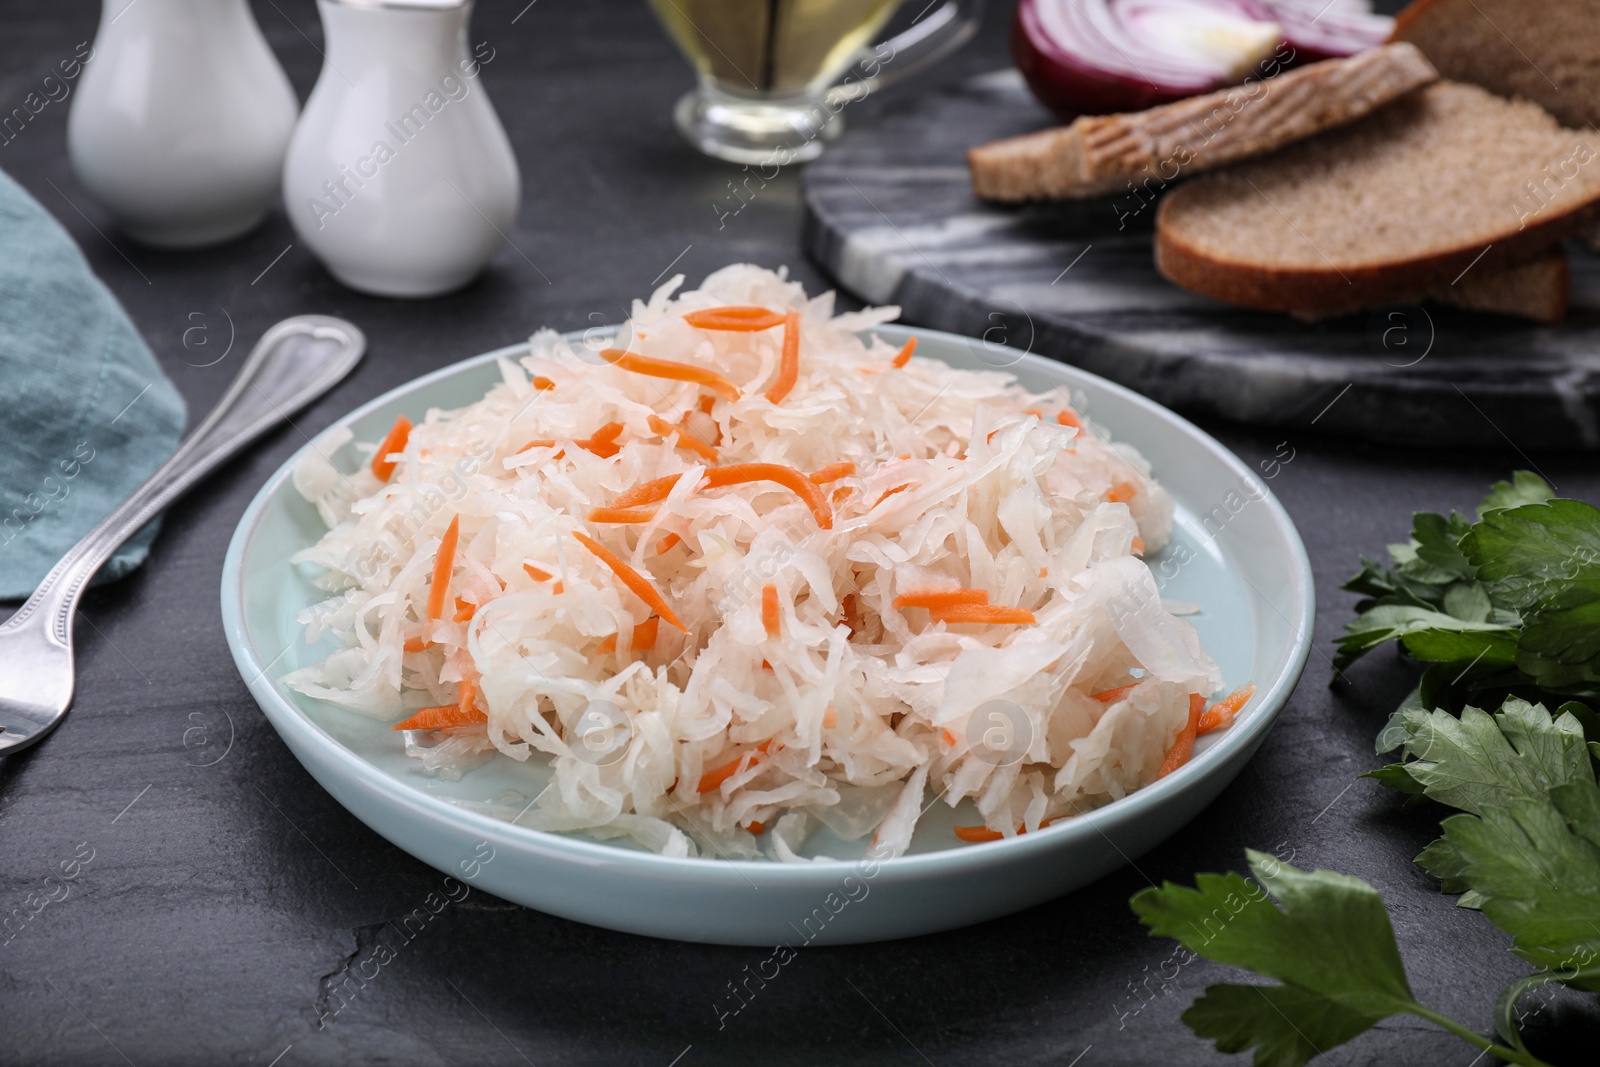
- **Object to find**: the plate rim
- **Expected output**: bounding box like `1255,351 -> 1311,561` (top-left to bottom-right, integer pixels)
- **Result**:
221,325 -> 1315,884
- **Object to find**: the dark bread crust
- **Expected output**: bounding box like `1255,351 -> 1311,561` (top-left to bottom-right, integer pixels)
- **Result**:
1154,81 -> 1600,317
1155,197 -> 1598,316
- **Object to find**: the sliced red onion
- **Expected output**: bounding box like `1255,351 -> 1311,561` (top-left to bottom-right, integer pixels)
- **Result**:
1014,0 -> 1284,121
1259,0 -> 1393,62
1013,0 -> 1391,122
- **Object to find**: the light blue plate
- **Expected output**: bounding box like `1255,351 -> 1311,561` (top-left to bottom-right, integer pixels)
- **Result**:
221,326 -> 1313,945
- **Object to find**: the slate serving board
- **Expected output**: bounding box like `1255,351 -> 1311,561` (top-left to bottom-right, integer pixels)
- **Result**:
802,69 -> 1600,451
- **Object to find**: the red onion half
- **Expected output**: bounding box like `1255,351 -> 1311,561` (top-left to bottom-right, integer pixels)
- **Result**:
1260,0 -> 1393,63
1013,0 -> 1393,122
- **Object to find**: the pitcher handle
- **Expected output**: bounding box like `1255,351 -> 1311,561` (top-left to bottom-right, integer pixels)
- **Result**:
826,0 -> 985,106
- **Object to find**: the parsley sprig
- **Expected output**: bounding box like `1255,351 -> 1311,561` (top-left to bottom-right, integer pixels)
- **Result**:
1130,475 -> 1600,1066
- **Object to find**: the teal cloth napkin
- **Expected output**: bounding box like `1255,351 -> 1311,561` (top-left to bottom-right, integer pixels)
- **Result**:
0,167 -> 186,600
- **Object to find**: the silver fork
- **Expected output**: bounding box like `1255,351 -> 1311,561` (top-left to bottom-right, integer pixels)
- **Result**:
0,314 -> 365,755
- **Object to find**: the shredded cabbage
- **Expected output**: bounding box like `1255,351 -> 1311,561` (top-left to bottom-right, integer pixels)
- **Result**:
284,264 -> 1220,860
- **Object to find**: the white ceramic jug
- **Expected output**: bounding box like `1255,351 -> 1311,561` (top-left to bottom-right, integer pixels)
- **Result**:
67,0 -> 298,249
283,0 -> 521,298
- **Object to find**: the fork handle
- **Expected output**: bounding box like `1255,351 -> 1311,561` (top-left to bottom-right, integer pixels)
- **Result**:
2,315 -> 365,645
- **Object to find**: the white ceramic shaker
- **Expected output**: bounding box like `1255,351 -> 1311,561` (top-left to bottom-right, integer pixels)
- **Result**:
283,0 -> 520,298
67,0 -> 299,248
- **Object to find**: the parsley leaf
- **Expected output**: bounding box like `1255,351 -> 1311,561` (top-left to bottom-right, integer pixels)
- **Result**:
1478,472 -> 1556,517
1382,701 -> 1591,817
1441,778 -> 1600,991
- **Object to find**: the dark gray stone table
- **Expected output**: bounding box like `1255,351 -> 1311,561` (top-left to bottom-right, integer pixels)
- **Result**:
0,2 -> 1595,1065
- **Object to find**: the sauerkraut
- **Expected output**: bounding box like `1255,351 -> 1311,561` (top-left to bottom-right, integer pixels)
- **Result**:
285,264 -> 1221,860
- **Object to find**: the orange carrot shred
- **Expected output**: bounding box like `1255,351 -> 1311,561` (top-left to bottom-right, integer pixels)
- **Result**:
894,588 -> 989,610
552,581 -> 564,594
1157,694 -> 1206,778
1091,683 -> 1139,703
832,486 -> 852,504
766,309 -> 801,404
699,395 -> 716,414
823,705 -> 837,728
611,463 -> 832,529
1106,481 -> 1138,504
1057,409 -> 1082,429
1199,683 -> 1255,735
954,826 -> 1004,843
762,583 -> 780,638
371,415 -> 413,481
403,636 -> 432,653
656,533 -> 682,554
809,461 -> 856,484
633,616 -> 660,651
697,738 -> 778,793
453,597 -> 476,622
391,679 -> 485,732
425,516 -> 460,620
587,505 -> 661,524
942,728 -> 957,747
683,305 -> 786,332
871,483 -> 913,509
648,413 -> 717,462
601,348 -> 741,401
1132,536 -> 1146,556
597,634 -> 618,654
930,604 -> 1037,625
891,337 -> 917,369
532,376 -> 556,391
573,530 -> 687,632
745,820 -> 767,835
523,561 -> 553,582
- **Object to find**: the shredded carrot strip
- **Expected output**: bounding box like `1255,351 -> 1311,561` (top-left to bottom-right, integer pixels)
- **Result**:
656,533 -> 682,554
762,583 -> 780,638
1132,537 -> 1146,556
931,604 -> 1036,625
597,634 -> 618,654
587,505 -> 661,524
523,561 -> 553,582
683,305 -> 786,331
453,597 -> 476,622
611,463 -> 832,529
1106,481 -> 1137,504
699,395 -> 716,414
766,309 -> 801,404
1057,409 -> 1082,428
648,413 -> 717,461
954,826 -> 1004,843
403,636 -> 432,653
425,516 -> 460,620
823,705 -> 837,728
809,461 -> 856,484
533,375 -> 556,391
894,588 -> 989,610
590,422 -> 624,444
871,483 -> 913,509
371,415 -> 413,481
553,581 -> 564,594
1199,683 -> 1256,735
1092,683 -> 1139,703
1157,694 -> 1206,778
891,337 -> 917,369
573,530 -> 687,632
633,616 -> 660,651
745,820 -> 767,835
697,738 -> 778,793
601,348 -> 741,401
942,728 -> 957,747
391,680 -> 484,731
832,486 -> 852,504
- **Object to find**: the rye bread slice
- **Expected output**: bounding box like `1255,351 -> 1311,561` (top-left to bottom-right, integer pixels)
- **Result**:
1430,247 -> 1569,323
969,43 -> 1437,203
1392,0 -> 1600,129
1155,81 -> 1600,317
